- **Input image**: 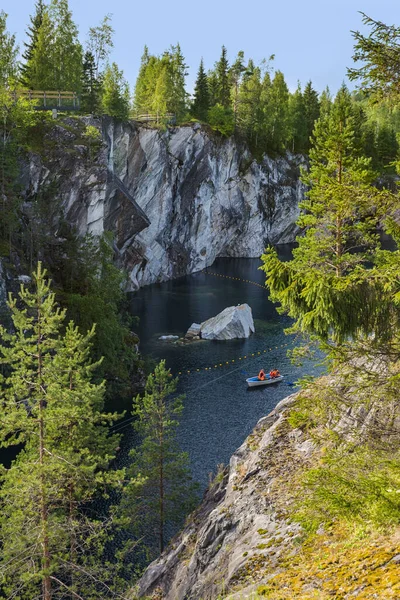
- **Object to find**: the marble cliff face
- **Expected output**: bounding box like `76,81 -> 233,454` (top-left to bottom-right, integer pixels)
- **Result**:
23,118 -> 305,290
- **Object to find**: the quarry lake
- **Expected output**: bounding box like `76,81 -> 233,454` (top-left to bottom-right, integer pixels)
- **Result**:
128,255 -> 321,488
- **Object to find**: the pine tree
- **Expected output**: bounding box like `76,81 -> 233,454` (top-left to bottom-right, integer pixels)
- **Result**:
319,85 -> 332,117
191,58 -> 209,121
101,62 -> 130,120
0,263 -> 122,599
120,361 -> 198,558
20,0 -> 46,87
215,45 -> 230,108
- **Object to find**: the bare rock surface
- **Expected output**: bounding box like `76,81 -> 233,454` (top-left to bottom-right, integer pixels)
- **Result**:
200,304 -> 255,340
134,393 -> 308,600
21,118 -> 305,291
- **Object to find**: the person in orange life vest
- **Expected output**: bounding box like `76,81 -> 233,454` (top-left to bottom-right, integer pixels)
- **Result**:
258,369 -> 266,381
270,368 -> 280,378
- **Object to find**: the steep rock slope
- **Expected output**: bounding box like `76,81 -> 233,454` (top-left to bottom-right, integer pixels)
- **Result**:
135,391 -> 400,600
23,118 -> 304,290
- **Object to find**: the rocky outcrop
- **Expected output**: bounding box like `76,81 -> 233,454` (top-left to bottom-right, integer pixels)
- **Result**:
134,393 -> 310,600
22,118 -> 305,290
200,304 -> 255,340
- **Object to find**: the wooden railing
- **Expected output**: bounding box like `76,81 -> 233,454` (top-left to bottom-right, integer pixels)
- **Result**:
132,112 -> 175,124
11,89 -> 80,110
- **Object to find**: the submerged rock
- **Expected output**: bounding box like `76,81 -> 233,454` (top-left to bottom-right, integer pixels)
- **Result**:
158,335 -> 179,341
200,304 -> 255,340
185,323 -> 201,340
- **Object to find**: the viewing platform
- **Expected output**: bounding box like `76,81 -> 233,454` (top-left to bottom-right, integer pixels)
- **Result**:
11,89 -> 80,110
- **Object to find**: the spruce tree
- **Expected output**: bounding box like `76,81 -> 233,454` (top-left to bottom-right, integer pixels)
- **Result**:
230,50 -> 245,123
0,263 -> 122,599
81,50 -> 101,113
20,0 -> 46,87
215,45 -> 231,108
302,80 -> 320,151
120,361 -> 198,558
168,43 -> 188,119
288,83 -> 307,153
191,58 -> 209,121
261,85 -> 394,342
27,8 -> 55,90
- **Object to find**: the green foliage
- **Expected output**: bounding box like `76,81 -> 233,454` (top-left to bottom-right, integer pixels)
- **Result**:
20,0 -> 46,87
191,58 -> 209,121
261,84 -> 397,343
215,45 -> 230,108
23,0 -> 83,91
133,44 -> 187,121
348,13 -> 400,100
297,445 -> 400,531
0,263 -> 122,599
59,234 -> 141,403
119,361 -> 199,559
81,50 -> 102,113
207,103 -> 235,136
0,11 -> 18,86
101,62 -> 130,120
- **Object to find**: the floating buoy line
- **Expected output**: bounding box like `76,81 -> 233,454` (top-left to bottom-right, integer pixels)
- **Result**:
110,270 -> 294,435
177,342 -> 293,376
176,270 -> 293,376
206,270 -> 266,290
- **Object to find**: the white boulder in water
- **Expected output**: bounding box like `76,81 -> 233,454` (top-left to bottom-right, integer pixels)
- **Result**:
200,304 -> 255,340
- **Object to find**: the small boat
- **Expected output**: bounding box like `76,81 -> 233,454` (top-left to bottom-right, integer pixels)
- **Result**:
246,375 -> 284,388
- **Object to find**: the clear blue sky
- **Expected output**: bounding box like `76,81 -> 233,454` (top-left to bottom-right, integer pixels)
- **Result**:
2,0 -> 400,94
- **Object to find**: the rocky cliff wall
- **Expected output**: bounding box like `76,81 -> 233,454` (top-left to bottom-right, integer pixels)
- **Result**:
23,118 -> 304,290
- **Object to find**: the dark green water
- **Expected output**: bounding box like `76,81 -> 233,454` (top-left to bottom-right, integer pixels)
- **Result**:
128,255 -> 321,488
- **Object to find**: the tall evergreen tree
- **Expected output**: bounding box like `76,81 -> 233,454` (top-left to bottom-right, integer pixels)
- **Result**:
0,263 -> 122,599
302,80 -> 320,150
191,58 -> 209,121
119,361 -> 198,558
288,82 -> 307,153
101,62 -> 130,120
261,85 -> 394,342
81,50 -> 101,113
132,45 -> 152,114
215,45 -> 230,108
26,7 -> 55,90
207,69 -> 219,107
20,0 -> 46,87
168,43 -> 188,119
